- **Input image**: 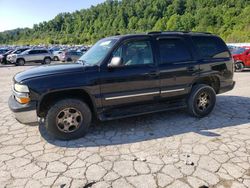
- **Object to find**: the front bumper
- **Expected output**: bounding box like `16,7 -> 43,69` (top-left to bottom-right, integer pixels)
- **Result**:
219,81 -> 235,94
8,95 -> 38,124
7,56 -> 16,64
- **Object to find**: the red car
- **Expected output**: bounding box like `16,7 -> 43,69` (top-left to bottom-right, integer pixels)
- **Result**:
232,47 -> 250,71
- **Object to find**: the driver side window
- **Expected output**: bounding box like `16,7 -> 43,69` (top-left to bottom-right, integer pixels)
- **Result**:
112,40 -> 154,66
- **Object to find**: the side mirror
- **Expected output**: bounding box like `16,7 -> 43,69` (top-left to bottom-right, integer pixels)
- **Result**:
108,57 -> 123,68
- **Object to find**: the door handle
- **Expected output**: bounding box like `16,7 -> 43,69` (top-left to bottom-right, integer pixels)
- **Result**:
187,66 -> 195,72
145,71 -> 159,77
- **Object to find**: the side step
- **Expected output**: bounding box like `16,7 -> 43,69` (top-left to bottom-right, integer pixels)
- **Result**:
99,100 -> 187,121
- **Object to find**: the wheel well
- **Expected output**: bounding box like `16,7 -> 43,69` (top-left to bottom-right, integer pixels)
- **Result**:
17,58 -> 25,62
38,89 -> 95,118
235,60 -> 245,66
192,76 -> 220,94
44,57 -> 51,60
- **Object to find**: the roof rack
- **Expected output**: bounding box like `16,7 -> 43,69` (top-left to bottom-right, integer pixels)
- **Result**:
147,31 -> 162,35
147,31 -> 212,35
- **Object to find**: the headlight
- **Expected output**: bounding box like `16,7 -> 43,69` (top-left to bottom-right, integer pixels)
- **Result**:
13,83 -> 30,104
14,83 -> 29,93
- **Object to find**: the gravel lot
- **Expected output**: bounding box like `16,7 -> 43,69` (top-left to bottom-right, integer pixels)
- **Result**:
0,64 -> 250,188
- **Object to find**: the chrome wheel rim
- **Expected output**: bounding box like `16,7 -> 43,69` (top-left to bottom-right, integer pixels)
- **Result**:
197,92 -> 210,111
56,107 -> 83,133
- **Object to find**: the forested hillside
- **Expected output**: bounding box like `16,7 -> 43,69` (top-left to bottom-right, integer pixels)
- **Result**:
0,0 -> 249,44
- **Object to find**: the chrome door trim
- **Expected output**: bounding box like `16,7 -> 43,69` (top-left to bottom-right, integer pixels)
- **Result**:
161,88 -> 185,94
105,91 -> 160,100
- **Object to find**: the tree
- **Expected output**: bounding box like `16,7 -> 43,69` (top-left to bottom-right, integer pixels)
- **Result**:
0,0 -> 250,44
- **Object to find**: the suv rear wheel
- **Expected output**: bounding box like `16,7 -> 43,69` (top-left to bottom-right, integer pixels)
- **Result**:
45,99 -> 92,140
187,84 -> 216,118
43,57 -> 51,64
16,58 -> 25,66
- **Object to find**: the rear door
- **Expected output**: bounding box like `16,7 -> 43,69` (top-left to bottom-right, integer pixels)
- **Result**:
25,50 -> 37,62
38,50 -> 48,61
100,37 -> 160,109
157,36 -> 199,99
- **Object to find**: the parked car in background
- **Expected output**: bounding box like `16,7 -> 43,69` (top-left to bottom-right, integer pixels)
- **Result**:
0,48 -> 9,55
52,50 -> 63,61
8,32 -> 235,140
59,50 -> 83,62
0,50 -> 14,64
232,47 -> 250,71
7,48 -> 30,64
9,49 -> 53,66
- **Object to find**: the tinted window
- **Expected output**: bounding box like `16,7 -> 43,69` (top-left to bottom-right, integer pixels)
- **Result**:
192,36 -> 230,59
28,50 -> 38,54
40,50 -> 48,54
158,38 -> 192,64
113,40 -> 154,66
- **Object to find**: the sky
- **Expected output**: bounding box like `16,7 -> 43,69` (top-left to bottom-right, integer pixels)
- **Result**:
0,0 -> 106,32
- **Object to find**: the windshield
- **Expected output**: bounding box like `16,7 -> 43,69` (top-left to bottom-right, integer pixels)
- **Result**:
78,38 -> 118,66
232,47 -> 246,55
20,50 -> 29,55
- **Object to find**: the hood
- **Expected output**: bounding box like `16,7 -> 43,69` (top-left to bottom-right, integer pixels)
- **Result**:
15,63 -> 84,83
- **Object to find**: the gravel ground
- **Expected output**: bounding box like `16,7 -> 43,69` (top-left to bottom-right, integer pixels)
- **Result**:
0,64 -> 250,188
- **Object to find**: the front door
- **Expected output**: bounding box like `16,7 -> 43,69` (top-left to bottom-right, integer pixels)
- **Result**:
100,38 -> 160,109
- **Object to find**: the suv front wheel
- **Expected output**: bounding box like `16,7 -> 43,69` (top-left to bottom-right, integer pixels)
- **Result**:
16,58 -> 25,66
45,99 -> 92,140
187,84 -> 216,118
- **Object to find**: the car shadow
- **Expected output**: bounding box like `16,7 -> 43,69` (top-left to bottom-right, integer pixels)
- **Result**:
39,95 -> 250,147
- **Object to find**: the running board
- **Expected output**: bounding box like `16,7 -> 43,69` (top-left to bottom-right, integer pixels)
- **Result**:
99,100 -> 187,121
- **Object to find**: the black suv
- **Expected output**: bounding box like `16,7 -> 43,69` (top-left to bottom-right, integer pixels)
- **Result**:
9,32 -> 235,140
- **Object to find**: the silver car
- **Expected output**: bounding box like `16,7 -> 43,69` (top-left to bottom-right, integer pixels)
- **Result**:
10,49 -> 53,66
59,50 -> 83,62
7,48 -> 30,63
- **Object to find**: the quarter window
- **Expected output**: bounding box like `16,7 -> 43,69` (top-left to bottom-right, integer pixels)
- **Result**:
192,36 -> 230,59
113,40 -> 154,66
158,38 -> 192,64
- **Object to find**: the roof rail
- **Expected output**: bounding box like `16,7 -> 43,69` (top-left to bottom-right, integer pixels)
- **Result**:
147,31 -> 162,35
147,31 -> 212,35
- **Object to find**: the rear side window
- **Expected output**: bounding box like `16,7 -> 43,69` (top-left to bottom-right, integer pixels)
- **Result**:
29,50 -> 37,54
192,36 -> 230,59
158,38 -> 192,64
39,50 -> 48,54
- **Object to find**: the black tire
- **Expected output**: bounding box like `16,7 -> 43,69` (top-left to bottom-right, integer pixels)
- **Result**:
16,58 -> 25,66
53,56 -> 59,61
43,57 -> 51,64
67,58 -> 72,62
45,99 -> 92,140
235,62 -> 244,72
187,84 -> 216,118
